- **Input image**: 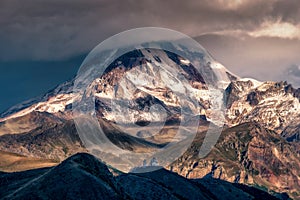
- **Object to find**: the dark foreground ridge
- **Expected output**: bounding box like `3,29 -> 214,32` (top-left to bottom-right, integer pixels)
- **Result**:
0,153 -> 284,200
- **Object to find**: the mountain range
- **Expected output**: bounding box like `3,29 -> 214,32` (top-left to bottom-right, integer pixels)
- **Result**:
0,47 -> 299,199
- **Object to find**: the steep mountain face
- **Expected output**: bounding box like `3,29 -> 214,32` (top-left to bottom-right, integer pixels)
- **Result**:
0,48 -> 234,132
225,80 -> 300,141
169,123 -> 300,199
0,153 -> 284,200
0,47 -> 299,199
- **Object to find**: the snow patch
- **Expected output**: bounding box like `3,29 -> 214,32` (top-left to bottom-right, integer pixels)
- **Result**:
180,59 -> 190,65
240,78 -> 262,88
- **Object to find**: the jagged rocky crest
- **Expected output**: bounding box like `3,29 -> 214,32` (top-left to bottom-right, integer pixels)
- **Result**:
0,153 -> 286,200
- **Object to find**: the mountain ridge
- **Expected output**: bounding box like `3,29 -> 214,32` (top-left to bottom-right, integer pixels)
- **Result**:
0,47 -> 299,199
0,153 -> 285,200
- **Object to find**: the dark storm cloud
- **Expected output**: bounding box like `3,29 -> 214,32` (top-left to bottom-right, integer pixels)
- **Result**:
0,0 -> 300,61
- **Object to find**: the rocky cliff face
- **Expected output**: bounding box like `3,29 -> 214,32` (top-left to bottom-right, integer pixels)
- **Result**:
225,80 -> 300,141
169,122 -> 300,199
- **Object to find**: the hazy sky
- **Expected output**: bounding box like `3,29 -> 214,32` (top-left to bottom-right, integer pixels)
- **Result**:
1,0 -> 300,112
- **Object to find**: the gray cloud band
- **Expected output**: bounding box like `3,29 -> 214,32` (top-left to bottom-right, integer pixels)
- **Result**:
1,0 -> 300,61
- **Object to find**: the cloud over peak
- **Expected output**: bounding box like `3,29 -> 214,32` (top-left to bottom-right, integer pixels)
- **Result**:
0,0 -> 299,87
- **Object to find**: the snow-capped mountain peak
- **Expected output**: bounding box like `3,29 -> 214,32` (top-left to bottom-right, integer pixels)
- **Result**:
1,47 -> 298,143
0,48 -> 237,125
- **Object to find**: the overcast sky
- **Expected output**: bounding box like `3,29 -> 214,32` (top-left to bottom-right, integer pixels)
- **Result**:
1,0 -> 300,112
